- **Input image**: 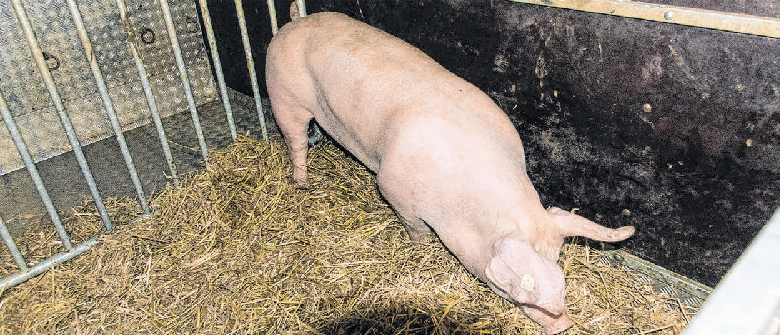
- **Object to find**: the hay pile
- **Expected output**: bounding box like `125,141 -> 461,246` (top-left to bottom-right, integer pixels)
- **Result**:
0,135 -> 696,334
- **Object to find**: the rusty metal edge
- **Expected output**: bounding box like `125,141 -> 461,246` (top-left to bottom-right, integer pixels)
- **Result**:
604,249 -> 713,302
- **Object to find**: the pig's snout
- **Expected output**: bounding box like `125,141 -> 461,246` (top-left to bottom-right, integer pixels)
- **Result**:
521,304 -> 574,335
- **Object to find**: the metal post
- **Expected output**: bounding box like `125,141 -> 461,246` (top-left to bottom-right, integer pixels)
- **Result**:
116,0 -> 180,186
0,214 -> 29,272
10,0 -> 113,232
267,0 -> 279,35
158,0 -> 210,162
66,0 -> 150,216
0,90 -> 73,250
296,0 -> 307,17
235,0 -> 269,142
198,0 -> 238,140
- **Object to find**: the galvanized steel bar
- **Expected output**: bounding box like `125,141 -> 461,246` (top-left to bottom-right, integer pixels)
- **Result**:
507,0 -> 780,39
116,0 -> 180,186
0,214 -> 28,272
0,236 -> 98,290
295,0 -> 307,18
0,90 -> 73,250
267,0 -> 279,35
158,0 -> 210,162
198,0 -> 237,140
235,0 -> 269,142
11,0 -> 113,232
67,0 -> 150,216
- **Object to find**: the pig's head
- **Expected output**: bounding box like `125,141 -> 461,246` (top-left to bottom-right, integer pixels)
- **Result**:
484,207 -> 635,334
485,238 -> 573,334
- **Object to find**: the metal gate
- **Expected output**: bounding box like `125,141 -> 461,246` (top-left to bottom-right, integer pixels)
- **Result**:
0,0 -> 304,290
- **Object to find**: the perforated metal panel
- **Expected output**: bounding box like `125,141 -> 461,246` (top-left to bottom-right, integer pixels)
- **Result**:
0,0 -> 216,174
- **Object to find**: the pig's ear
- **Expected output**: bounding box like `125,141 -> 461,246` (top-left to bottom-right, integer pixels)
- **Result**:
485,241 -> 538,305
485,239 -> 565,315
548,207 -> 635,242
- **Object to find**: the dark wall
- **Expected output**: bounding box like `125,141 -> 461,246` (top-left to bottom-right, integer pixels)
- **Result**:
198,0 -> 280,95
206,0 -> 780,287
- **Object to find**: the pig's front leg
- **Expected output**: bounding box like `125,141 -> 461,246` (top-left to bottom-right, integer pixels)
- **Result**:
272,102 -> 313,186
377,174 -> 432,243
397,213 -> 432,244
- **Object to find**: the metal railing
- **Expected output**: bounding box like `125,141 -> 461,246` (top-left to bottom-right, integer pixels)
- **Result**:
0,0 -> 290,291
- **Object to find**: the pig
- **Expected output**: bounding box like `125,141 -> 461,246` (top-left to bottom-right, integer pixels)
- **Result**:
265,5 -> 635,334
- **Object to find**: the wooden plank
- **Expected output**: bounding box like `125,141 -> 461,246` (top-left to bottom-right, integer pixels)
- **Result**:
508,0 -> 780,38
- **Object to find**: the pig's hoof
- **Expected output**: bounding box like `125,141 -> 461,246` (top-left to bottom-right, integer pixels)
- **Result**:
407,232 -> 434,245
291,176 -> 309,188
407,231 -> 424,244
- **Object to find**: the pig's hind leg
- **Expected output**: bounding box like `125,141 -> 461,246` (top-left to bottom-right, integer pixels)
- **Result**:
273,102 -> 314,186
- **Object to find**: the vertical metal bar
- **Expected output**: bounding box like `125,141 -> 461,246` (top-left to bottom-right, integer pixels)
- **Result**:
198,0 -> 237,140
158,0 -> 209,163
10,0 -> 113,232
0,90 -> 73,250
66,0 -> 150,216
0,214 -> 29,272
116,0 -> 180,186
235,0 -> 269,142
267,0 -> 279,35
296,0 -> 307,18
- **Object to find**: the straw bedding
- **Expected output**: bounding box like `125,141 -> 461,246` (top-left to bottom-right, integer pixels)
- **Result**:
0,135 -> 696,334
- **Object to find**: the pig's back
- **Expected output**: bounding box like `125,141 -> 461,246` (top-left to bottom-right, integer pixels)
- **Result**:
269,12 -> 525,184
269,13 -> 477,165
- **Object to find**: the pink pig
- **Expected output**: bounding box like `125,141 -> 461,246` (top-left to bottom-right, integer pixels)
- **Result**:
266,5 -> 635,334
